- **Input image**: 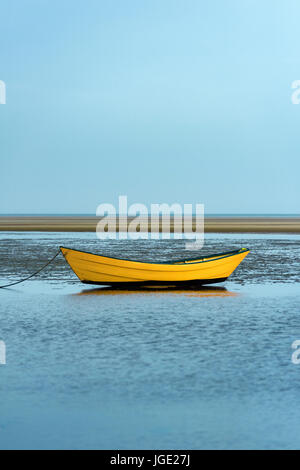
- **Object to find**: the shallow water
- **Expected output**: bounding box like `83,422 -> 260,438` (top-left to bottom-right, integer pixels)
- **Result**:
0,232 -> 300,449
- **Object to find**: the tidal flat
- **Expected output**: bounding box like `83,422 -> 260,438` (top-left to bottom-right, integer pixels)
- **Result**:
0,232 -> 300,449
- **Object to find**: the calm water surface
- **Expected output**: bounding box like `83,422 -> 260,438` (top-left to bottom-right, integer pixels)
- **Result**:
0,232 -> 299,449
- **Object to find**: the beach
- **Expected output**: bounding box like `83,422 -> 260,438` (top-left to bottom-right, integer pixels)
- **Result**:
0,216 -> 299,233
2,0 -> 300,453
0,231 -> 300,449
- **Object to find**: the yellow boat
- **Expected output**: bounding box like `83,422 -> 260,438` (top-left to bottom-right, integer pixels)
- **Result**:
60,246 -> 249,287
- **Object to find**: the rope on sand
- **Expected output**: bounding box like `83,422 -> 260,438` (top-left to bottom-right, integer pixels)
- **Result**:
0,249 -> 61,289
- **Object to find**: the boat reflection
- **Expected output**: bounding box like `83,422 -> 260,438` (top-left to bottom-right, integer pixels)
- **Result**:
76,285 -> 238,297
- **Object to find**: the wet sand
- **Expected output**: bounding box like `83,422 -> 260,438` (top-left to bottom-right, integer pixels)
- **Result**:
1,232 -> 300,449
0,216 -> 299,233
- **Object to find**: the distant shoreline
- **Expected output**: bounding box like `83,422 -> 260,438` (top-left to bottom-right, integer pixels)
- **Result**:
0,216 -> 299,233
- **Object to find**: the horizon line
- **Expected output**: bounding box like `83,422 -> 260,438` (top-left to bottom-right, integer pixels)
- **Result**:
0,213 -> 299,217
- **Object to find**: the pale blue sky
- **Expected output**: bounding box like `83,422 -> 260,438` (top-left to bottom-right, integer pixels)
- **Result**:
1,0 -> 300,214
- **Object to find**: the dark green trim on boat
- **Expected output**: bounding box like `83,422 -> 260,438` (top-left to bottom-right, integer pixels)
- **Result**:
60,246 -> 249,266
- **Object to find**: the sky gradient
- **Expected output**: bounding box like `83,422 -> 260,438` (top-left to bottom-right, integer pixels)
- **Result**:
1,0 -> 300,214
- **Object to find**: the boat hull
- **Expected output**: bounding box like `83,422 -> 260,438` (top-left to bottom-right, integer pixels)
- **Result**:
60,246 -> 249,287
81,277 -> 228,287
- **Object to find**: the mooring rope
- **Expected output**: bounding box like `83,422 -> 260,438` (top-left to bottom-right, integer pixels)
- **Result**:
0,249 -> 61,289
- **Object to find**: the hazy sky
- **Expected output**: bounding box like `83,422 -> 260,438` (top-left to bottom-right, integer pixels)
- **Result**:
1,0 -> 300,214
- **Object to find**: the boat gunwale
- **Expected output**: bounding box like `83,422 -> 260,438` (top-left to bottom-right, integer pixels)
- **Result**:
59,246 -> 250,266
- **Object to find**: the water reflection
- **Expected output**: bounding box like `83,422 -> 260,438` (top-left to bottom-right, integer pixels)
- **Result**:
76,285 -> 238,297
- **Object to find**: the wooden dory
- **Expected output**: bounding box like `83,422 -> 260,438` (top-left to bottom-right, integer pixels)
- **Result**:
60,246 -> 249,287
